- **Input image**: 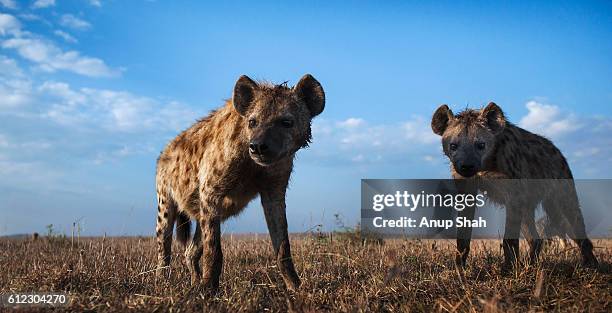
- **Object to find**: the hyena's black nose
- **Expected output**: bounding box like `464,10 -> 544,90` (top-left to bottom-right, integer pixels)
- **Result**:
249,141 -> 268,155
460,164 -> 475,172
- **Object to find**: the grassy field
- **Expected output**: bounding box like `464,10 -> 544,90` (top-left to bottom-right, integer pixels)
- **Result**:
0,235 -> 610,312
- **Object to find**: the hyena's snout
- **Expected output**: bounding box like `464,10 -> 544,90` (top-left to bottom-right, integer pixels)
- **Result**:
248,138 -> 270,156
456,161 -> 478,177
454,155 -> 480,177
248,131 -> 286,165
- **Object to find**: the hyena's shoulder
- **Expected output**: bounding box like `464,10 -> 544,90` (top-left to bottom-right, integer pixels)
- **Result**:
158,103 -> 237,164
495,123 -> 571,178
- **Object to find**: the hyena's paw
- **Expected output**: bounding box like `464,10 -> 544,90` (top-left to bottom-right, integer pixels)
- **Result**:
282,274 -> 301,292
582,255 -> 599,269
455,254 -> 468,268
200,276 -> 221,294
500,260 -> 518,276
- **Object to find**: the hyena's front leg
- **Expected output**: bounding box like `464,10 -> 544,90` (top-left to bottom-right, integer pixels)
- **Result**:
198,209 -> 223,292
456,204 -> 475,267
454,179 -> 477,268
502,205 -> 523,272
261,190 -> 301,291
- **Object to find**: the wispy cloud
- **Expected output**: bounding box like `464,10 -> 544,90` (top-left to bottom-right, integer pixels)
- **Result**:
53,29 -> 77,43
18,13 -> 45,22
40,81 -> 198,132
0,55 -> 33,108
0,79 -> 33,108
309,116 -> 443,166
59,14 -> 91,30
519,100 -> 581,139
32,0 -> 55,9
0,59 -> 200,193
0,0 -> 17,10
0,13 -> 21,36
89,0 -> 102,7
0,14 -> 118,77
337,117 -> 364,129
0,54 -> 23,76
2,37 -> 120,77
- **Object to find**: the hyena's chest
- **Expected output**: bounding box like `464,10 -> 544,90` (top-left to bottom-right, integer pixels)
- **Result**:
220,183 -> 260,220
181,156 -> 261,219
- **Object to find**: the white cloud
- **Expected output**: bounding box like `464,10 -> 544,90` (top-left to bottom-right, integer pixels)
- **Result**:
402,116 -> 438,144
0,13 -> 21,36
59,14 -> 91,30
89,0 -> 102,7
0,55 -> 33,108
32,0 -> 55,9
53,30 -> 77,43
513,99 -> 612,178
519,100 -> 581,139
39,81 -> 86,105
423,155 -> 435,162
0,152 -> 62,186
0,134 -> 51,150
2,37 -> 120,77
0,0 -> 17,9
337,117 -> 364,128
0,78 -> 33,108
18,14 -> 39,21
39,81 -> 198,132
309,115 -> 441,165
0,55 -> 23,77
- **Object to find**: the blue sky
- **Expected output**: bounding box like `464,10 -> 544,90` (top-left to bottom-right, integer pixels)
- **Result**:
0,1 -> 611,236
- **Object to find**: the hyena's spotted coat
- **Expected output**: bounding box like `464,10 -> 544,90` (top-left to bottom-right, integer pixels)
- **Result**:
155,74 -> 325,291
431,102 -> 598,271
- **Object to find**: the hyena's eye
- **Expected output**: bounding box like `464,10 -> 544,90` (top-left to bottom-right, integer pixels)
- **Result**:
248,119 -> 257,128
449,143 -> 458,151
280,119 -> 294,128
476,142 -> 486,150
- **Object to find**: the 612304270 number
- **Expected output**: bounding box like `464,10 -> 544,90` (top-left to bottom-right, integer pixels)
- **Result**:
1,293 -> 70,308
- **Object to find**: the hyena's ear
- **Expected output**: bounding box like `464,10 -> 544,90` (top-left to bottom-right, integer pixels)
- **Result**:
431,104 -> 454,136
294,74 -> 325,118
233,75 -> 258,116
480,102 -> 506,134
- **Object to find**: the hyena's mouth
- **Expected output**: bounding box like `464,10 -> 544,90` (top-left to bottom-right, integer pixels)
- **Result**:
250,151 -> 289,166
457,169 -> 478,178
250,153 -> 276,166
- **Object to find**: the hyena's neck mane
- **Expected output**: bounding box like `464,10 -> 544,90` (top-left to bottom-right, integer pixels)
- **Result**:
481,122 -> 523,174
206,101 -> 250,155
170,101 -> 250,166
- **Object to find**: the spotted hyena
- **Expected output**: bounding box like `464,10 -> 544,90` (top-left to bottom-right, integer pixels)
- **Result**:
155,74 -> 325,291
431,102 -> 598,270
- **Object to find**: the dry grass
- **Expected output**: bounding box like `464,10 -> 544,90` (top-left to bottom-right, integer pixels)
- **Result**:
0,235 -> 610,312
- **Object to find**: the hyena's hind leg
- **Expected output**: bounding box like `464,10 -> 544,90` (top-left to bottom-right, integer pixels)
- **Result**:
156,192 -> 177,276
185,221 -> 203,285
521,209 -> 543,265
542,192 -> 598,268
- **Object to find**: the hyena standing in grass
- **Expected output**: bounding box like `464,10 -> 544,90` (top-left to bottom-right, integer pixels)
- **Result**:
431,102 -> 598,271
155,74 -> 325,291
